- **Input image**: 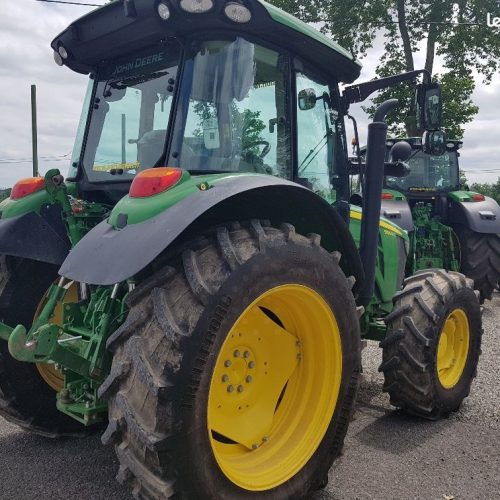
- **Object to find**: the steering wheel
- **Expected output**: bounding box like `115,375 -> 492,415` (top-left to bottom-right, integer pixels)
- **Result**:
242,140 -> 271,159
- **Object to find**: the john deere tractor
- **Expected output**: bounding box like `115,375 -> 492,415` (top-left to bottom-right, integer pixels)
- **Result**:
0,1 -> 482,498
375,137 -> 500,302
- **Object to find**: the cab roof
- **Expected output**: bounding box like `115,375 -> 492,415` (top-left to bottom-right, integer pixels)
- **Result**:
51,0 -> 361,83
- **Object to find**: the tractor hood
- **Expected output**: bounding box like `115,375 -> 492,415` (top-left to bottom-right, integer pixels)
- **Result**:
51,0 -> 361,83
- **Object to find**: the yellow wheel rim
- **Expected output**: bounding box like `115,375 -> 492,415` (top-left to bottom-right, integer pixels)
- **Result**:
207,284 -> 343,491
437,308 -> 470,389
34,282 -> 79,392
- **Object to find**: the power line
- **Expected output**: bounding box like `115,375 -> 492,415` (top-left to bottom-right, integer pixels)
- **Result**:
36,0 -> 103,7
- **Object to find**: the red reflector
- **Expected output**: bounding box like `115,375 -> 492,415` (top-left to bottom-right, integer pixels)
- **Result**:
472,193 -> 485,202
129,168 -> 183,198
10,177 -> 45,200
381,192 -> 394,200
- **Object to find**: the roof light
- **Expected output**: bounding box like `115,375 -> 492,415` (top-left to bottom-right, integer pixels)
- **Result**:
446,142 -> 455,149
53,50 -> 64,66
472,193 -> 485,202
157,1 -> 171,20
129,168 -> 182,198
10,177 -> 45,200
224,2 -> 252,23
381,192 -> 394,200
58,45 -> 68,60
179,0 -> 213,13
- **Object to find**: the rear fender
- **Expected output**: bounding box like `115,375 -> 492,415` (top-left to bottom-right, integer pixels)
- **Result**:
380,199 -> 413,232
0,204 -> 70,265
59,176 -> 364,293
448,195 -> 500,234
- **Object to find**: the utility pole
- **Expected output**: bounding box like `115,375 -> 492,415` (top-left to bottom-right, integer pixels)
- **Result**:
31,84 -> 39,177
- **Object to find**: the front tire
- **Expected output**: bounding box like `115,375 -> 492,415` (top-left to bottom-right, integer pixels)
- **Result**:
380,269 -> 482,419
100,221 -> 360,499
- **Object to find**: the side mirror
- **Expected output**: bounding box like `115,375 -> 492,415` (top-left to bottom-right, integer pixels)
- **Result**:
422,130 -> 447,155
298,88 -> 317,111
415,82 -> 442,131
390,141 -> 412,162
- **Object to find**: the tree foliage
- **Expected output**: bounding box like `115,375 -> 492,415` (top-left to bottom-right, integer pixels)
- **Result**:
269,0 -> 500,138
470,178 -> 500,204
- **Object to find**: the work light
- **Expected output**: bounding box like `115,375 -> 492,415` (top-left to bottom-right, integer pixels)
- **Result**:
179,0 -> 213,13
58,45 -> 68,59
224,2 -> 251,23
157,1 -> 171,20
53,51 -> 64,66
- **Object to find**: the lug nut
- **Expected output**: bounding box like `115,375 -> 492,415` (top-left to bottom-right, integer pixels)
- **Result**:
237,385 -> 244,392
252,443 -> 259,450
246,375 -> 252,383
227,385 -> 234,393
243,350 -> 250,358
248,361 -> 255,368
233,350 -> 240,358
222,374 -> 229,382
224,360 -> 232,367
262,436 -> 269,442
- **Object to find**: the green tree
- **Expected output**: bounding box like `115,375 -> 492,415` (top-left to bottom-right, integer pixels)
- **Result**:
269,0 -> 500,139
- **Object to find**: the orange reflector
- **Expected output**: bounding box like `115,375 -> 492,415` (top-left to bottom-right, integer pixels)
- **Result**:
129,168 -> 182,198
10,177 -> 45,200
381,192 -> 394,200
472,193 -> 485,202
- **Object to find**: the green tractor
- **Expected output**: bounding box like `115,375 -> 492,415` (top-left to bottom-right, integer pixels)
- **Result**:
0,1 -> 482,498
372,137 -> 500,302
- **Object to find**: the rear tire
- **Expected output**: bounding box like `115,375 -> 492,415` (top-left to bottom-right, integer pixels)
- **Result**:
380,269 -> 482,419
0,256 -> 89,437
455,226 -> 500,302
99,221 -> 361,499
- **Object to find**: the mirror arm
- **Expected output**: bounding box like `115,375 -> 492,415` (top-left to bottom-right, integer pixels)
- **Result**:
342,69 -> 431,109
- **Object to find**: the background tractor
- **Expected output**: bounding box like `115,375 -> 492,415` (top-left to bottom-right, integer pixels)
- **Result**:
371,137 -> 500,302
0,1 -> 483,499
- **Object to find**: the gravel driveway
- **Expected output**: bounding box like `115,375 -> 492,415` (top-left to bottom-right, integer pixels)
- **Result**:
0,294 -> 498,499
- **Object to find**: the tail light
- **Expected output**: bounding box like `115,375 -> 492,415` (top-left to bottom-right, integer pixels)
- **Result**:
471,193 -> 485,202
381,192 -> 394,200
129,168 -> 182,198
10,177 -> 45,200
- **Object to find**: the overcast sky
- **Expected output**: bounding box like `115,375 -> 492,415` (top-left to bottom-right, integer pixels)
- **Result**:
0,0 -> 499,188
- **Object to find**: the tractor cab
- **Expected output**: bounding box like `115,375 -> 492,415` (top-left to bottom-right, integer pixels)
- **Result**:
56,0 -> 361,206
384,137 -> 462,198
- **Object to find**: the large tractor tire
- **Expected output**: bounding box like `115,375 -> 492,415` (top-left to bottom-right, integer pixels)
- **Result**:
0,256 -> 88,437
454,226 -> 500,303
99,221 -> 361,499
380,269 -> 482,419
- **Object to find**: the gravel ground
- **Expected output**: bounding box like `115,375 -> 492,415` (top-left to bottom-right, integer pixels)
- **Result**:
0,293 -> 498,499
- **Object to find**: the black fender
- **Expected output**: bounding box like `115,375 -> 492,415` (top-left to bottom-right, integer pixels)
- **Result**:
448,196 -> 500,234
60,176 -> 364,293
380,199 -> 414,232
0,204 -> 70,265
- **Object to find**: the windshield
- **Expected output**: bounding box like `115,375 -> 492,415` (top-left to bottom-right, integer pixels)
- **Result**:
79,41 -> 181,182
168,38 -> 291,177
385,150 -> 459,192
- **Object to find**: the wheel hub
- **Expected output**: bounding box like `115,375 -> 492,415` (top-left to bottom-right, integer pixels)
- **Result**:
207,284 -> 343,491
437,308 -> 470,389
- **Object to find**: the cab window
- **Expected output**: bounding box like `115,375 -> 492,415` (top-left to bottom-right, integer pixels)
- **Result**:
296,71 -> 337,202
